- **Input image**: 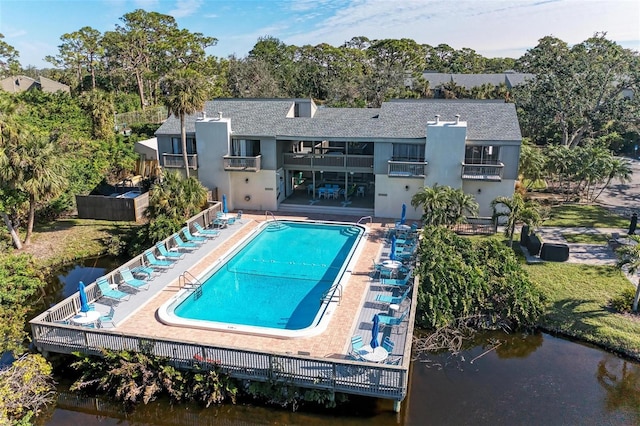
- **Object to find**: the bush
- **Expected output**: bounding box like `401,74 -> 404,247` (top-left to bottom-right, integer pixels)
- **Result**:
415,226 -> 545,330
610,287 -> 636,314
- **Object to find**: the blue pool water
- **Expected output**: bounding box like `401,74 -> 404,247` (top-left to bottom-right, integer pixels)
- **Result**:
172,221 -> 363,331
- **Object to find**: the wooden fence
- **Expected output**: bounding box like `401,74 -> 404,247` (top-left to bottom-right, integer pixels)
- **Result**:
76,192 -> 149,222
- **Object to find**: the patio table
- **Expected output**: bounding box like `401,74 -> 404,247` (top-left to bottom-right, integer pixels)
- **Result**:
359,345 -> 389,363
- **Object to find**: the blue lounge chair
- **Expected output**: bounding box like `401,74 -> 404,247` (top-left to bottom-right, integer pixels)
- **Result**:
378,310 -> 408,328
131,264 -> 154,280
193,222 -> 220,238
172,234 -> 198,250
351,335 -> 364,352
98,306 -> 116,328
144,250 -> 174,268
380,272 -> 413,289
375,285 -> 412,307
382,336 -> 394,353
155,242 -> 184,259
96,278 -> 130,304
118,267 -> 150,291
182,226 -> 206,243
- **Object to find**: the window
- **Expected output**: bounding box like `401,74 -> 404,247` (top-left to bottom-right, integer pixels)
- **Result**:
171,137 -> 197,155
393,143 -> 425,162
231,139 -> 260,156
464,145 -> 500,164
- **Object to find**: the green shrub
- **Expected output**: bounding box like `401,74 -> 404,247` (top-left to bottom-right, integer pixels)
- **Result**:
610,287 -> 636,313
416,226 -> 545,330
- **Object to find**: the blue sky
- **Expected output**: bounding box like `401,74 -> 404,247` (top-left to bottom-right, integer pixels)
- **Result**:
1,0 -> 638,68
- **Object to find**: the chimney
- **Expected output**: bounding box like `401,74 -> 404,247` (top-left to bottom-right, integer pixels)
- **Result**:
218,111 -> 223,120
435,114 -> 440,124
455,114 -> 460,124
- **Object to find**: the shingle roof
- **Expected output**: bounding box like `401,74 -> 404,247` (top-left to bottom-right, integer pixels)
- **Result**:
155,98 -> 521,142
452,74 -> 506,89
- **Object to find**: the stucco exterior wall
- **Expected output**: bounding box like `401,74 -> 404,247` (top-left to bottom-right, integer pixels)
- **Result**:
194,118 -> 232,205
424,121 -> 466,189
374,175 -> 424,220
462,179 -> 517,217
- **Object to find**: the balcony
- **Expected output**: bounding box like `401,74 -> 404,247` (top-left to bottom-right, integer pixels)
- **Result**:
387,160 -> 428,178
223,155 -> 262,172
283,153 -> 373,172
163,153 -> 198,170
461,162 -> 504,181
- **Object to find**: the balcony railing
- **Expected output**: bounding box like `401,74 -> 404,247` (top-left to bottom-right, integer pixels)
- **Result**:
223,155 -> 262,172
163,153 -> 198,170
283,153 -> 373,171
461,162 -> 504,181
387,161 -> 428,178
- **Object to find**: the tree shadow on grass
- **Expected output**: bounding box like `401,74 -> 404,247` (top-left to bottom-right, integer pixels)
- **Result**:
542,297 -> 609,333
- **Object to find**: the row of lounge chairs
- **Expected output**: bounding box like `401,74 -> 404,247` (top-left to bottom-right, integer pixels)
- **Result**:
90,218 -> 229,321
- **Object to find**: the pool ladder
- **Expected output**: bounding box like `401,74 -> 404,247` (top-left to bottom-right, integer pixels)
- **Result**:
357,216 -> 372,225
264,211 -> 282,228
320,283 -> 342,305
179,271 -> 204,300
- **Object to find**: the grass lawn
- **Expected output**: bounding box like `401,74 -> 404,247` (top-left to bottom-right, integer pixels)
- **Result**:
561,232 -> 609,244
524,262 -> 640,359
544,204 -> 629,228
15,218 -> 139,266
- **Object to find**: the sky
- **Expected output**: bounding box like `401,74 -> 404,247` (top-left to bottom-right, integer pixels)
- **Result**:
0,0 -> 638,68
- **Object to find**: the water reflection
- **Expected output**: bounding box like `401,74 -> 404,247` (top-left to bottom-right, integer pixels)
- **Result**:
43,331 -> 640,425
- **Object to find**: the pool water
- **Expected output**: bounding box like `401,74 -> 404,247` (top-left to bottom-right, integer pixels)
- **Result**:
170,221 -> 363,333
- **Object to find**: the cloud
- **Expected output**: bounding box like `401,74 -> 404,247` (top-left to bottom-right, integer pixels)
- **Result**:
168,0 -> 203,18
203,14 -> 218,19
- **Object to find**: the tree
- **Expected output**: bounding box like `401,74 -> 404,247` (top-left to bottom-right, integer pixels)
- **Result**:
49,26 -> 103,91
162,68 -> 210,178
616,236 -> 640,312
411,184 -> 479,227
515,33 -> 640,148
0,132 -> 68,245
0,33 -> 20,77
491,193 -> 542,247
518,139 -> 546,188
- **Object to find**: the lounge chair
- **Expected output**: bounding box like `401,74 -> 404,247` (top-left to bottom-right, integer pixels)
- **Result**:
172,234 -> 199,250
375,285 -> 412,307
118,267 -> 150,291
382,336 -> 394,353
144,250 -> 174,268
96,278 -> 130,304
182,226 -> 206,243
155,242 -> 184,259
193,222 -> 220,238
131,264 -> 154,280
380,272 -> 413,289
378,310 -> 408,328
372,260 -> 393,279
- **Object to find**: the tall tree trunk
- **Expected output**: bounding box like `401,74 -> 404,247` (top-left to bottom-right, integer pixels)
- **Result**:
181,114 -> 190,179
633,281 -> 640,312
1,211 -> 22,250
24,196 -> 36,245
135,70 -> 146,111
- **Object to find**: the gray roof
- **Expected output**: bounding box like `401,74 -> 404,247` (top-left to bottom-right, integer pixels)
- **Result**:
421,72 -> 452,87
505,73 -> 534,88
420,72 -> 534,90
156,98 -> 521,142
452,74 -> 507,89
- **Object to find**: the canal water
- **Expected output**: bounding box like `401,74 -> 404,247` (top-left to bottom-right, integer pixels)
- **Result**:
38,261 -> 640,425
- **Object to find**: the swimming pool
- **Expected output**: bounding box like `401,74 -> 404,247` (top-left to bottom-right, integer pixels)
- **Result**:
158,220 -> 366,338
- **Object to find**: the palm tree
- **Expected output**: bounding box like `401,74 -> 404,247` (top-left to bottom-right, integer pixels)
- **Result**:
411,184 -> 478,227
592,156 -> 632,203
491,193 -> 542,248
0,133 -> 67,245
162,68 -> 210,178
616,236 -> 640,312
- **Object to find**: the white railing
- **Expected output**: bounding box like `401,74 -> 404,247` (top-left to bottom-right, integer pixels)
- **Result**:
461,162 -> 504,181
387,161 -> 428,177
223,155 -> 262,172
29,322 -> 408,400
162,154 -> 198,170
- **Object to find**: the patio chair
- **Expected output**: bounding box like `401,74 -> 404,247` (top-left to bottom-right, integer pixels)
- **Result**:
378,309 -> 408,329
155,242 -> 184,260
380,271 -> 413,289
372,260 -> 393,279
375,285 -> 412,307
193,222 -> 221,238
96,278 -> 130,304
351,335 -> 364,352
98,306 -> 116,328
172,234 -> 199,250
382,336 -> 394,353
182,226 -> 206,243
144,250 -> 174,269
118,267 -> 150,291
131,264 -> 154,280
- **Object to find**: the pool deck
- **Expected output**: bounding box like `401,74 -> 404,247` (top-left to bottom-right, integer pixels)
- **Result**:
108,211 -> 410,360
